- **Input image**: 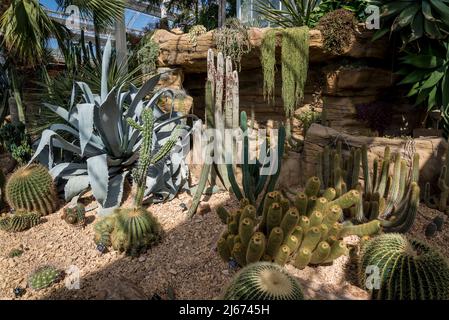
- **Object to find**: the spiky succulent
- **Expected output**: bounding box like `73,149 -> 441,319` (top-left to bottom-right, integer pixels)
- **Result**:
5,164 -> 57,215
61,203 -> 86,228
223,262 -> 303,300
0,210 -> 41,232
359,233 -> 449,300
28,265 -> 63,290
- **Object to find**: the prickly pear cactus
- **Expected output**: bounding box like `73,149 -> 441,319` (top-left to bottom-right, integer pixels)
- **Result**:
5,164 -> 58,215
359,234 -> 449,300
223,262 -> 304,300
216,177 -> 381,270
28,265 -> 63,290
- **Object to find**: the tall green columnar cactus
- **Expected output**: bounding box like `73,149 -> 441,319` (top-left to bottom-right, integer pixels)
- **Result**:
188,50 -> 240,217
5,164 -> 58,215
425,147 -> 449,213
216,179 -> 381,269
359,234 -> 449,300
127,108 -> 180,206
227,111 -> 286,214
315,143 -> 419,233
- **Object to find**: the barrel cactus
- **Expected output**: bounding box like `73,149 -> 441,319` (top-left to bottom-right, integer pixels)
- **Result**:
61,203 -> 86,228
216,178 -> 381,269
0,210 -> 41,232
5,164 -> 57,215
359,233 -> 449,300
223,262 -> 304,300
28,265 -> 63,290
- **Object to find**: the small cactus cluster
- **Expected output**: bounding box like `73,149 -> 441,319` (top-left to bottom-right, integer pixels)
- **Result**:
216,177 -> 381,269
94,207 -> 161,256
61,203 -> 86,228
359,234 -> 449,300
222,262 -> 304,300
0,210 -> 41,232
316,143 -> 420,233
424,215 -> 445,238
5,164 -> 58,215
28,265 -> 63,291
425,147 -> 449,213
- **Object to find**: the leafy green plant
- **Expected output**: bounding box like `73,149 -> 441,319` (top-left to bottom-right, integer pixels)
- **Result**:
294,109 -> 321,135
255,0 -> 321,28
369,0 -> 449,46
0,122 -> 32,164
222,262 -> 304,300
30,38 -> 198,215
317,9 -> 357,55
359,233 -> 449,300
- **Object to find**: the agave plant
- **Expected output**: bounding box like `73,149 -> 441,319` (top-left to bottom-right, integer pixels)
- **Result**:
30,38 -> 198,215
369,0 -> 449,46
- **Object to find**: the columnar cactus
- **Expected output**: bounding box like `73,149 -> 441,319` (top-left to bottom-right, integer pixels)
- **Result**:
5,164 -> 58,215
61,203 -> 86,228
222,262 -> 304,300
425,146 -> 449,213
316,143 -> 419,233
0,210 -> 41,232
28,265 -> 63,290
216,178 -> 382,269
359,234 -> 449,300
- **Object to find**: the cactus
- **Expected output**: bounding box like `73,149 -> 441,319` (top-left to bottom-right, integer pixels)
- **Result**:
359,234 -> 449,300
188,50 -> 240,217
61,203 -> 86,228
5,164 -> 57,215
223,262 -> 304,300
424,146 -> 449,213
425,222 -> 437,238
0,169 -> 5,209
0,210 -> 41,232
216,182 -> 381,269
28,265 -> 63,290
316,144 -> 419,233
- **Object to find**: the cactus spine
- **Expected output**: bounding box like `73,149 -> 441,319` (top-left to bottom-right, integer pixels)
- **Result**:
359,234 -> 449,300
223,262 -> 304,300
5,164 -> 57,215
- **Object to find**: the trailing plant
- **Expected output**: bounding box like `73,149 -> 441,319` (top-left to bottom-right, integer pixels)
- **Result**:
30,38 -> 197,215
188,25 -> 207,47
213,18 -> 251,71
261,28 -> 277,104
5,164 -> 58,215
227,111 -> 286,214
28,265 -> 63,291
216,178 -> 381,269
369,0 -> 449,47
359,233 -> 449,300
222,262 -> 304,300
316,142 -> 420,233
187,50 -> 240,216
425,146 -> 449,212
61,203 -> 86,228
0,210 -> 41,232
317,9 -> 357,55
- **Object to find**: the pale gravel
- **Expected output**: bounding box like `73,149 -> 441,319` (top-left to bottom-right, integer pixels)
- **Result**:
10,192 -> 449,300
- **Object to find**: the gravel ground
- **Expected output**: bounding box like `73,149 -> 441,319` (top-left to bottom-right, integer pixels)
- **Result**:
0,189 -> 376,300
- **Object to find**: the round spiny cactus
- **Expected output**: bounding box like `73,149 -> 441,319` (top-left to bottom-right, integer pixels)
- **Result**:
5,164 -> 57,215
359,233 -> 449,300
28,265 -> 62,290
61,203 -> 86,228
0,210 -> 41,232
223,262 -> 304,300
105,207 -> 161,256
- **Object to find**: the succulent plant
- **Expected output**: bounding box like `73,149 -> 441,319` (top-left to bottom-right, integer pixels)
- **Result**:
0,210 -> 41,232
425,147 -> 449,213
5,164 -> 57,215
28,265 -> 63,290
61,203 -> 86,228
223,262 -> 304,300
425,222 -> 437,238
359,233 -> 449,300
216,178 -> 381,269
0,169 -> 5,209
30,38 -> 198,215
432,215 -> 444,231
316,143 -> 420,233
8,248 -> 24,258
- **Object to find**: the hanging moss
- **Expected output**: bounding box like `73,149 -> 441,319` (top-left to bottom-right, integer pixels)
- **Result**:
261,29 -> 278,104
281,27 -> 309,118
